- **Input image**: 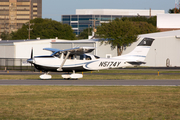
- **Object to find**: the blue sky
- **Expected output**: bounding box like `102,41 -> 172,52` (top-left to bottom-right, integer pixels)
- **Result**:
42,0 -> 175,21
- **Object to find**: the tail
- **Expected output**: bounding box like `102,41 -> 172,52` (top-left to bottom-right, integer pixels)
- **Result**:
113,38 -> 155,65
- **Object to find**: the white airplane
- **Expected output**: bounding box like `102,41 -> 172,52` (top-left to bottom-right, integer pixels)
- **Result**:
27,38 -> 154,79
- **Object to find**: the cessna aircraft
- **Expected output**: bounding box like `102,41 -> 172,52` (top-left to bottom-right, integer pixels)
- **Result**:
27,38 -> 154,79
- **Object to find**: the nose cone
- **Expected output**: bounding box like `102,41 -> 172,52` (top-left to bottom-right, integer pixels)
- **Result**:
27,58 -> 34,64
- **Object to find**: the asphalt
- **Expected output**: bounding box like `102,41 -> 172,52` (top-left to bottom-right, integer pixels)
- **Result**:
0,79 -> 180,86
1,70 -> 180,86
1,71 -> 180,75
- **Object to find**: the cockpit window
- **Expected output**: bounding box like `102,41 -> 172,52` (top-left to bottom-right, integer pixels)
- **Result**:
54,52 -> 61,58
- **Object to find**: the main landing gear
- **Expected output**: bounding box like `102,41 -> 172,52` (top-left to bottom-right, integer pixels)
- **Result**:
62,70 -> 83,80
39,72 -> 52,79
39,70 -> 83,80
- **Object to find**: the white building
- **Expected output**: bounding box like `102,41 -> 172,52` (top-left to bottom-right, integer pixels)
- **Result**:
76,9 -> 165,16
122,30 -> 180,67
157,14 -> 180,31
0,38 -> 117,59
1,30 -> 180,67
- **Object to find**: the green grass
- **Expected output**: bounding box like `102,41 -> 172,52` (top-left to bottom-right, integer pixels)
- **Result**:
1,69 -> 180,80
0,86 -> 180,119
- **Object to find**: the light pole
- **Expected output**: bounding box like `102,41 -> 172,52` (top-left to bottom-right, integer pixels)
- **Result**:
26,21 -> 34,39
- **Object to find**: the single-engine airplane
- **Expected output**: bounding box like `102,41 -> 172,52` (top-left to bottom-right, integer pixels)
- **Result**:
27,38 -> 154,79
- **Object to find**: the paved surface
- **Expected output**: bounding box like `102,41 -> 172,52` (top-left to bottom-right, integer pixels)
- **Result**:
0,79 -> 180,86
1,71 -> 180,75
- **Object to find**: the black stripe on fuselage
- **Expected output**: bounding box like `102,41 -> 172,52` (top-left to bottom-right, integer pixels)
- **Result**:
34,64 -> 89,72
35,56 -> 54,58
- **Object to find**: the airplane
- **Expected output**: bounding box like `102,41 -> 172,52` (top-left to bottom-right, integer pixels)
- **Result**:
27,38 -> 155,79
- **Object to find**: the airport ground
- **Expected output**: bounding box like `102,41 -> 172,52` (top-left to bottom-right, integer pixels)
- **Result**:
0,68 -> 180,119
0,86 -> 180,119
1,68 -> 180,81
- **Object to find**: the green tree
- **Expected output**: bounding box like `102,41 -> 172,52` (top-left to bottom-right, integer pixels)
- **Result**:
97,19 -> 139,56
0,32 -> 12,40
12,18 -> 77,40
77,28 -> 93,39
135,21 -> 158,34
97,18 -> 158,56
122,16 -> 157,26
168,8 -> 180,13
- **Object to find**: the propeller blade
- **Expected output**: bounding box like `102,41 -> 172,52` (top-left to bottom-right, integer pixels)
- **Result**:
31,48 -> 33,59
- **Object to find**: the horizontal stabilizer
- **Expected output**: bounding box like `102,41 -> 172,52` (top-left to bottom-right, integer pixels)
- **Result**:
127,61 -> 146,66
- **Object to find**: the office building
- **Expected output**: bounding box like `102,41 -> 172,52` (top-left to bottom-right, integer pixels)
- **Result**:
0,0 -> 42,35
62,9 -> 165,35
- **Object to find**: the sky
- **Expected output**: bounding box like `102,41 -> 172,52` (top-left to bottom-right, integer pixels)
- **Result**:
42,0 -> 175,21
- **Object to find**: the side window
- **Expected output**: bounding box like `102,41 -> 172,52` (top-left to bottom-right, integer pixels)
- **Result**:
76,55 -> 84,60
138,38 -> 155,46
85,55 -> 91,60
68,55 -> 74,59
94,55 -> 100,59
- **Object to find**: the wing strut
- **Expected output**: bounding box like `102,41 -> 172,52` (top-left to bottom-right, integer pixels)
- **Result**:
57,51 -> 70,71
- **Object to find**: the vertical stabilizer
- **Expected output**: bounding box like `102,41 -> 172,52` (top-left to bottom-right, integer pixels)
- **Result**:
113,38 -> 155,62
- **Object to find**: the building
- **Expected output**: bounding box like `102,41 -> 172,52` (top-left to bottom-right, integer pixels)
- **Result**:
1,30 -> 180,67
1,29 -> 180,67
0,38 -> 117,67
0,0 -> 42,35
122,30 -> 180,67
62,9 -> 165,35
157,14 -> 180,32
0,38 -> 117,58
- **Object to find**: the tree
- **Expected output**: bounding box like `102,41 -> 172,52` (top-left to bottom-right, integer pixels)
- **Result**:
97,19 -> 140,56
12,18 -> 77,40
0,32 -> 12,40
122,16 -> 157,27
97,18 -> 158,56
168,8 -> 180,13
135,21 -> 158,34
77,28 -> 93,39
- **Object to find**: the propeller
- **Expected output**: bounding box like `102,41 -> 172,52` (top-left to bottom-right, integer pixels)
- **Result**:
27,47 -> 34,65
31,47 -> 33,59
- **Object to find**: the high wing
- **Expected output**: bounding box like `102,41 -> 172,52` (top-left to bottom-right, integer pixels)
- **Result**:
43,47 -> 95,71
43,47 -> 95,55
43,48 -> 61,53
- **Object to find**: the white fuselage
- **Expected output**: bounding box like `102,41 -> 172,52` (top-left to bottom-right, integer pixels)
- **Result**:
33,54 -> 133,72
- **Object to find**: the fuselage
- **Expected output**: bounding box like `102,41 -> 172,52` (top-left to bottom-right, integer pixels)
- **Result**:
31,54 -> 132,72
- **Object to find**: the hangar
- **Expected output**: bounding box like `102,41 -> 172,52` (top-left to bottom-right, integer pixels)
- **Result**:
0,38 -> 116,58
0,38 -> 117,67
122,30 -> 180,67
1,30 -> 180,67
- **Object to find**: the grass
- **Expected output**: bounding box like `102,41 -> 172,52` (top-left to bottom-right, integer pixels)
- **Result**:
0,86 -> 180,119
0,69 -> 180,80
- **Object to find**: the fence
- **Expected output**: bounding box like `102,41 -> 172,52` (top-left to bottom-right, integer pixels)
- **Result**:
0,58 -> 35,71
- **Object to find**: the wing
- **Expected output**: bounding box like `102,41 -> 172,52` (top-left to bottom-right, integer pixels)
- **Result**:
44,47 -> 95,57
43,48 -> 61,53
62,47 -> 95,55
